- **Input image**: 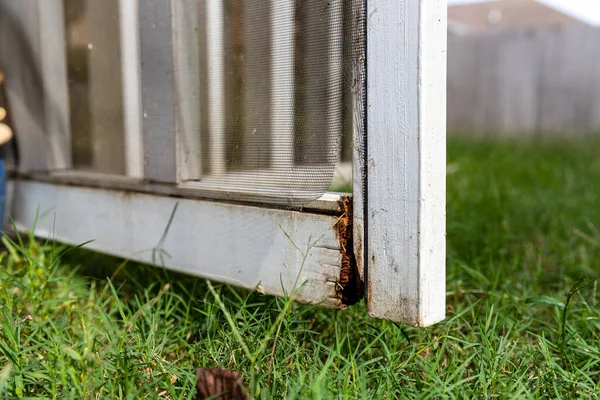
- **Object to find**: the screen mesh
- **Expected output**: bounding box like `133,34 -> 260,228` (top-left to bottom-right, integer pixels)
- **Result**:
185,0 -> 365,205
64,0 -> 127,175
1,0 -> 366,206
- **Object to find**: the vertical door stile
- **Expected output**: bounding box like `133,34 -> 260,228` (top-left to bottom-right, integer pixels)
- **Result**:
365,0 -> 446,326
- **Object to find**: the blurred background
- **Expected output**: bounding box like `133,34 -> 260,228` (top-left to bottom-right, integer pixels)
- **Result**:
447,0 -> 600,138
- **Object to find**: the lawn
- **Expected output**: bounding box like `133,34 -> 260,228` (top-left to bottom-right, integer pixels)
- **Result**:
2,138 -> 600,399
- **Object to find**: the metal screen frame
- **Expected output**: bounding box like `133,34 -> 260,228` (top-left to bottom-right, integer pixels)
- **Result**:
2,0 -> 447,326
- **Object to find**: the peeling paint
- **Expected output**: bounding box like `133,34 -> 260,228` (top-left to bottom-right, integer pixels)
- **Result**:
335,195 -> 364,305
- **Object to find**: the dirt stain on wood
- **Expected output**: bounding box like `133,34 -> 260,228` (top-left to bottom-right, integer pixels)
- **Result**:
335,195 -> 364,305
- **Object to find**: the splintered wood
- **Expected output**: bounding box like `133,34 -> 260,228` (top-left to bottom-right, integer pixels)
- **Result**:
335,195 -> 364,306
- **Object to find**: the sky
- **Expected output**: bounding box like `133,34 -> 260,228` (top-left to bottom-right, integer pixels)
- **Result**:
447,0 -> 600,26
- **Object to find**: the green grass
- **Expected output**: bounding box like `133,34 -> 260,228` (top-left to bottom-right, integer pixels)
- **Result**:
2,138 -> 600,399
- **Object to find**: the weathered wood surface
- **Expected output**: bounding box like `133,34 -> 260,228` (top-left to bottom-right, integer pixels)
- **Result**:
10,180 -> 350,309
448,24 -> 600,136
366,0 -> 447,326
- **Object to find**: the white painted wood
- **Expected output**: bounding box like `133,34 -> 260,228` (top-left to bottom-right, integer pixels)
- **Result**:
366,0 -> 446,326
270,1 -> 295,171
10,180 -> 346,308
119,0 -> 144,178
206,0 -> 226,175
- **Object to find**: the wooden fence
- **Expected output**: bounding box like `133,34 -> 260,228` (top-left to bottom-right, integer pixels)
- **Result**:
447,24 -> 600,137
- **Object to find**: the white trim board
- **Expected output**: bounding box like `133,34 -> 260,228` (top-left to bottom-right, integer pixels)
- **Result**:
9,180 -> 351,309
365,0 -> 447,326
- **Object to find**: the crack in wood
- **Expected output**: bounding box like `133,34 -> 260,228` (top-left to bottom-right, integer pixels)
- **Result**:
335,195 -> 364,306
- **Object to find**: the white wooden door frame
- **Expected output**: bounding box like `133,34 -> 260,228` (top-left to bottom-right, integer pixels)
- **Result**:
2,0 -> 447,326
362,0 -> 447,326
9,180 -> 351,309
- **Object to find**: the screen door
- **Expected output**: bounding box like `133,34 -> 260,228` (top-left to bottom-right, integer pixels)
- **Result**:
0,0 -> 446,326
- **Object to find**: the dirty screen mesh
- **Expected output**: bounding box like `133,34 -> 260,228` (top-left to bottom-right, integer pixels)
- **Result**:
184,0 -> 365,205
0,0 -> 365,207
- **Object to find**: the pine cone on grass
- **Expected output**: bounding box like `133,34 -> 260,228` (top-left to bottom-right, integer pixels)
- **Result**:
195,366 -> 250,400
